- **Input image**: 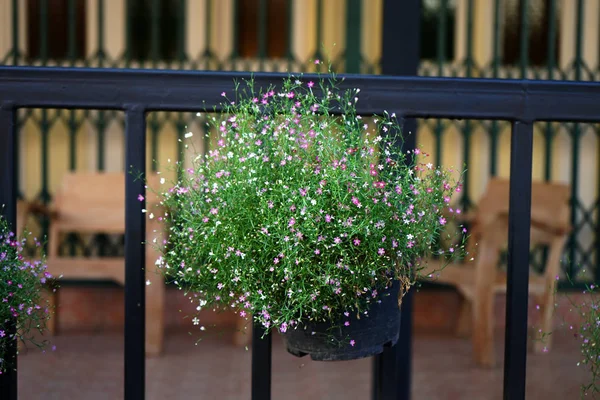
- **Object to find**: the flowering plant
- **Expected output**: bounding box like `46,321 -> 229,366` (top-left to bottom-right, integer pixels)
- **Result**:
545,273 -> 600,398
573,284 -> 600,397
150,70 -> 468,342
0,213 -> 54,373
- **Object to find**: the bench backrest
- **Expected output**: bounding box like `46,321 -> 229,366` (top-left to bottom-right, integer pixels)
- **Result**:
52,172 -> 162,234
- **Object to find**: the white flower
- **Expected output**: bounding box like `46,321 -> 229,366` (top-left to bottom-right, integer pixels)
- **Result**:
146,280 -> 151,286
407,234 -> 414,240
160,177 -> 165,184
192,317 -> 200,325
185,132 -> 193,139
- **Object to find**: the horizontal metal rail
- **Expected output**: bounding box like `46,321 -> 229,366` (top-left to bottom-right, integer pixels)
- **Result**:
1,66 -> 600,122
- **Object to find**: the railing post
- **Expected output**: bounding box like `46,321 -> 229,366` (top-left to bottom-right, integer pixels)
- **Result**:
0,104 -> 18,400
503,120 -> 534,400
124,106 -> 147,400
251,323 -> 272,400
379,1 -> 421,400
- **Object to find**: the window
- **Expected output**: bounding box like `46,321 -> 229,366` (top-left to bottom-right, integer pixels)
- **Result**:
127,0 -> 181,62
237,0 -> 289,58
502,0 -> 560,66
27,0 -> 87,61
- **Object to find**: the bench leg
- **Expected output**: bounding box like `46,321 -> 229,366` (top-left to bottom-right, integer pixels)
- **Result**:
145,244 -> 165,357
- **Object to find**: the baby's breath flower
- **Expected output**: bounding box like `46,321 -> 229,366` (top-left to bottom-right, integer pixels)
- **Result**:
148,72 -> 468,342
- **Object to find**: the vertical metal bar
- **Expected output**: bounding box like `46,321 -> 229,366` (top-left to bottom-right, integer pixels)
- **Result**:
544,0 -> 557,182
381,1 -> 420,399
126,0 -> 133,67
176,115 -> 185,180
546,0 -> 557,80
178,0 -> 186,67
204,0 -> 212,58
434,0 -> 448,167
11,0 -> 19,64
231,0 -> 240,59
151,0 -> 160,67
150,116 -> 159,172
98,0 -> 105,67
314,0 -> 323,63
257,0 -> 267,69
68,0 -> 77,64
251,323 -> 271,400
0,105 -> 18,400
372,341 -> 402,400
503,120 -> 534,400
437,0 -> 447,76
575,0 -> 584,81
345,0 -> 362,73
462,0 -> 474,209
465,0 -> 474,77
490,0 -> 501,176
96,0 -> 107,176
286,0 -> 294,70
40,0 -> 48,64
568,0 -> 584,279
68,0 -> 77,172
65,0 -> 80,261
124,106 -> 147,400
97,113 -> 106,171
519,0 -> 529,79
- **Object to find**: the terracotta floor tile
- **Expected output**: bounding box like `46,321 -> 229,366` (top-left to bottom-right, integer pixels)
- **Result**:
17,329 -> 589,400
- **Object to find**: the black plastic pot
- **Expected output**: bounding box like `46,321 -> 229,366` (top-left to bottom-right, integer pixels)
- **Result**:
281,280 -> 402,361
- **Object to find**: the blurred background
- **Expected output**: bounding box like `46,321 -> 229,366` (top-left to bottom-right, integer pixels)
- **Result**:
0,0 -> 598,398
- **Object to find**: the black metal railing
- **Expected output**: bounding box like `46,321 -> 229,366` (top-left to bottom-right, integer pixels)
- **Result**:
2,67 -> 600,400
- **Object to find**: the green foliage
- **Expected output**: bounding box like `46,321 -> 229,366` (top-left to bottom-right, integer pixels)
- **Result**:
0,213 -> 54,374
148,69 -> 468,342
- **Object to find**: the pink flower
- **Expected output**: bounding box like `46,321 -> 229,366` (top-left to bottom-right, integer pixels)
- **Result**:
353,238 -> 361,246
137,194 -> 144,202
350,340 -> 355,347
307,81 -> 314,88
378,248 -> 385,256
344,321 -> 350,326
439,217 -> 447,225
314,59 -> 320,64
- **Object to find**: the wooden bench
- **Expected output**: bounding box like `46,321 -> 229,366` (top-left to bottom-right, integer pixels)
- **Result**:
422,178 -> 571,367
42,172 -> 166,356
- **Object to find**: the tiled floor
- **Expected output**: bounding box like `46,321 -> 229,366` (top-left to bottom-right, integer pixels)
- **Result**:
18,329 -> 589,400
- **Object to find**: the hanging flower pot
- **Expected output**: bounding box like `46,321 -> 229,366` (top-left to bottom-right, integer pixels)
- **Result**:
282,279 -> 401,361
148,64 -> 468,359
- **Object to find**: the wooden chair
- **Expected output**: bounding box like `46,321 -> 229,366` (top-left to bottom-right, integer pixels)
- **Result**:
422,178 -> 571,367
43,172 -> 166,356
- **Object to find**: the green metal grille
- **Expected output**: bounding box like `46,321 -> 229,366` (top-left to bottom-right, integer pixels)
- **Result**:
2,0 -> 599,286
